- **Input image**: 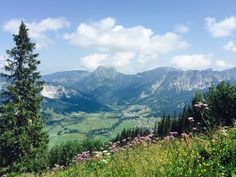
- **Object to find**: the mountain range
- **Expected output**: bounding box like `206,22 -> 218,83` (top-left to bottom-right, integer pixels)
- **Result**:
41,66 -> 236,115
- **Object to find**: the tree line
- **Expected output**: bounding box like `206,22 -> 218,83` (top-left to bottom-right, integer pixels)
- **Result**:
156,81 -> 236,137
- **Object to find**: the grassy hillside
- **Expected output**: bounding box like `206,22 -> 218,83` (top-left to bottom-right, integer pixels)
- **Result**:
35,127 -> 236,177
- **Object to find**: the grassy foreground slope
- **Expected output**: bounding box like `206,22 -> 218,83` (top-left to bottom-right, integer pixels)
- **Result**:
39,127 -> 236,177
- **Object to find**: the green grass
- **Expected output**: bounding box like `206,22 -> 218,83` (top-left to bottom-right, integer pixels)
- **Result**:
44,108 -> 159,147
45,111 -> 119,147
41,127 -> 236,177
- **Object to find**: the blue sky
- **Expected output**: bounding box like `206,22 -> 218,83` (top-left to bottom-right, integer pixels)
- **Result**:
1,0 -> 236,74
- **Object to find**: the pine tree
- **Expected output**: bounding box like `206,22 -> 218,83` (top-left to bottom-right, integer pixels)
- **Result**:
0,22 -> 48,172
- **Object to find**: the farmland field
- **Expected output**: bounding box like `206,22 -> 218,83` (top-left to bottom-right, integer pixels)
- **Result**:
44,105 -> 160,148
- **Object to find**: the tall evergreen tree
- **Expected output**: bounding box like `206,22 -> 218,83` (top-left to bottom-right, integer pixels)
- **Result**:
0,22 -> 48,172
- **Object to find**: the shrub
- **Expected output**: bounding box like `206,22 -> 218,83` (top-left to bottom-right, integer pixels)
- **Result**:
12,151 -> 49,173
81,139 -> 103,152
49,139 -> 103,167
49,141 -> 82,167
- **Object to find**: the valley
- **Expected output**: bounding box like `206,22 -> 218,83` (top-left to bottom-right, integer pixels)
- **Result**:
2,66 -> 236,146
40,66 -> 236,146
44,105 -> 159,147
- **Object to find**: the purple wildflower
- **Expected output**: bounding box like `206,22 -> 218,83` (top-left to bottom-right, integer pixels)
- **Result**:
169,131 -> 178,136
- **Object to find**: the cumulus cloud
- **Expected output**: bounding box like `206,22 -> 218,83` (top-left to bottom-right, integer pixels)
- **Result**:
65,17 -> 189,53
215,60 -> 233,69
174,24 -> 189,33
205,16 -> 236,37
79,52 -> 137,73
170,54 -> 212,70
223,41 -> 236,52
3,17 -> 70,48
65,17 -> 189,72
170,54 -> 234,70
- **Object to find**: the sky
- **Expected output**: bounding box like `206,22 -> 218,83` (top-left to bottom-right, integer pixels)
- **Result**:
1,0 -> 236,74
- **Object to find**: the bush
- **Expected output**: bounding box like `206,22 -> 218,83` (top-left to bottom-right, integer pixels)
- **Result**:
81,139 -> 103,152
12,151 -> 49,173
49,141 -> 82,167
49,139 -> 103,167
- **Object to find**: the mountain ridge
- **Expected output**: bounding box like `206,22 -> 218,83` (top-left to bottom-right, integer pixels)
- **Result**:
41,66 -> 236,115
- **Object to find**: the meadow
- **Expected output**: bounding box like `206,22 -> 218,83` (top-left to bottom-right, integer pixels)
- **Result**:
23,126 -> 236,177
44,105 -> 159,148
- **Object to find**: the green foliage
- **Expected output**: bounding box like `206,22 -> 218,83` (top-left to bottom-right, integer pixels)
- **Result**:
49,139 -> 103,167
157,115 -> 173,137
49,141 -> 82,167
156,81 -> 236,137
205,81 -> 236,127
114,127 -> 151,143
0,22 -> 48,174
42,127 -> 236,177
12,151 -> 49,173
81,139 -> 103,152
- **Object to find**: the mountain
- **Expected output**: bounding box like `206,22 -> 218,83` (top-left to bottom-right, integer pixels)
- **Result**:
43,70 -> 91,88
41,84 -> 111,113
1,66 -> 236,115
42,66 -> 236,115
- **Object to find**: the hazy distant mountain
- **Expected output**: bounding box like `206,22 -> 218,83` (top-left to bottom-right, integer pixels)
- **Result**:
41,66 -> 236,115
1,66 -> 235,115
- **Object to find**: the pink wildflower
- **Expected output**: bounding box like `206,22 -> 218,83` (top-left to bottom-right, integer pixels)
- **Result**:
169,132 -> 178,136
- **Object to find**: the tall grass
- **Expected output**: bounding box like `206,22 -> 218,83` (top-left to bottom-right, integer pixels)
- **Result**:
38,127 -> 236,177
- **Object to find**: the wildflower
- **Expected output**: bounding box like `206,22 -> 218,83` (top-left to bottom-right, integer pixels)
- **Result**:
101,159 -> 109,164
122,139 -> 126,143
181,133 -> 190,147
94,151 -> 103,158
73,151 -> 91,163
102,150 -> 108,154
188,117 -> 194,122
143,136 -> 152,142
164,135 -> 174,140
192,127 -> 197,131
52,164 -> 64,171
169,131 -> 178,136
194,103 -> 201,109
223,126 -> 229,129
148,133 -> 155,138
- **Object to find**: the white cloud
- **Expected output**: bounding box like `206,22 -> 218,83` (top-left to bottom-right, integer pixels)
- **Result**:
170,54 -> 212,70
215,60 -> 233,69
65,17 -> 189,53
223,41 -> 236,52
0,56 -> 6,68
65,17 -> 189,73
174,24 -> 189,33
3,17 -> 70,48
170,54 -> 234,70
79,52 -> 136,73
80,53 -> 109,70
205,16 -> 236,37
